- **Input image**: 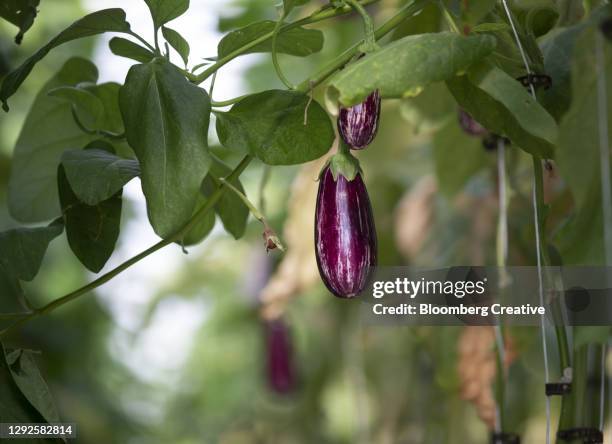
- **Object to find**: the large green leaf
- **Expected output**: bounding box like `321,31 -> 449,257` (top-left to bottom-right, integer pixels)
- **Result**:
327,32 -> 496,106
0,343 -> 61,440
446,64 -> 557,158
61,148 -> 140,206
5,348 -> 61,425
7,58 -> 102,222
85,82 -> 125,134
58,165 -> 121,273
48,81 -> 124,134
202,156 -> 249,240
48,86 -> 104,130
181,198 -> 215,246
143,0 -> 188,30
109,37 -> 155,63
399,81 -> 456,132
0,0 -> 40,44
433,118 -> 488,196
554,26 -> 612,264
215,90 -> 334,165
120,59 -> 212,238
0,9 -> 130,110
0,221 -> 63,281
162,26 -> 190,66
0,265 -> 27,314
539,5 -> 612,121
217,21 -> 324,58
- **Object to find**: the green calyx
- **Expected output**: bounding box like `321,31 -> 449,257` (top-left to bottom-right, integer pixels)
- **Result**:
325,144 -> 362,181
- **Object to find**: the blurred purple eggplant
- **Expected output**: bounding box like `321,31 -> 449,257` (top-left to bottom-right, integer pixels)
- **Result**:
337,90 -> 381,150
458,108 -> 487,137
315,166 -> 377,298
265,318 -> 296,394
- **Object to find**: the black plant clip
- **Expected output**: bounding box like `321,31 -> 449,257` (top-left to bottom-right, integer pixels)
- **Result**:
482,134 -> 511,151
545,381 -> 572,396
490,432 -> 521,444
516,74 -> 552,91
546,367 -> 573,396
557,427 -> 603,443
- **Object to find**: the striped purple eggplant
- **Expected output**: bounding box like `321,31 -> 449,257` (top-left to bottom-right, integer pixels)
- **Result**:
458,108 -> 487,137
337,90 -> 381,150
265,318 -> 296,394
315,166 -> 377,298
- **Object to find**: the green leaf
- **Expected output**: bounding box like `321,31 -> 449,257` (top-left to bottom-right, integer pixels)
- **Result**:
0,221 -> 63,281
0,8 -> 131,110
109,37 -> 155,63
283,0 -> 309,14
462,0 -> 496,25
446,64 -> 557,158
399,81 -> 456,132
215,89 -> 334,166
217,21 -> 324,58
143,0 -> 188,30
58,165 -> 121,273
540,5 -> 612,122
201,156 -> 249,240
327,32 -> 496,106
120,59 -> 212,238
181,198 -> 215,247
61,148 -> 140,206
433,118 -> 488,196
391,2 -> 441,41
538,25 -> 585,122
7,59 -> 110,222
48,86 -> 104,130
0,343 -> 60,435
5,348 -> 61,425
48,81 -> 125,135
554,26 -> 612,264
0,265 -> 27,314
162,26 -> 190,66
0,0 -> 40,44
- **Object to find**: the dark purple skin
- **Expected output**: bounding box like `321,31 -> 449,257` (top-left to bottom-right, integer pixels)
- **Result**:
315,166 -> 377,298
265,318 -> 295,394
337,90 -> 381,149
458,108 -> 487,137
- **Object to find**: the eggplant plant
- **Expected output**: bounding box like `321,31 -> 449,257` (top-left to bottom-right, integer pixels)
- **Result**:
0,0 -> 610,442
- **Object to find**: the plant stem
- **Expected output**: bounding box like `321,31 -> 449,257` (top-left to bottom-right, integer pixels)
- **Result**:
295,0 -> 427,91
219,178 -> 265,223
0,0 -> 424,336
345,0 -> 379,53
494,141 -> 509,433
211,95 -> 249,107
271,11 -> 295,89
193,0 -> 383,84
0,155 -> 253,339
439,1 -> 461,34
127,30 -> 156,53
532,156 -> 574,437
0,312 -> 34,320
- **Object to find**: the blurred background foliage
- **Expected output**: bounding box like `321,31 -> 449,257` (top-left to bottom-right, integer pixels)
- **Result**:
0,0 -> 610,443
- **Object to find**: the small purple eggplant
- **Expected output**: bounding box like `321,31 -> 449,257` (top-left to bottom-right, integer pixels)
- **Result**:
458,108 -> 487,137
337,90 -> 381,150
315,165 -> 377,298
265,318 -> 296,394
